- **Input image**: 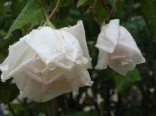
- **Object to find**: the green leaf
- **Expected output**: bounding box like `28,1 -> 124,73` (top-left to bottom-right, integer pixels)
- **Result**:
141,0 -> 156,39
112,0 -> 125,18
11,0 -> 28,18
77,0 -> 92,7
58,0 -> 72,8
0,0 -> 8,14
94,0 -> 107,25
106,0 -> 114,6
4,0 -> 45,39
0,81 -> 19,103
115,69 -> 141,98
55,6 -> 71,20
9,84 -> 19,102
0,82 -> 11,103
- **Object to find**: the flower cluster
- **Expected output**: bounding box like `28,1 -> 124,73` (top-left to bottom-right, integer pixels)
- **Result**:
0,19 -> 145,102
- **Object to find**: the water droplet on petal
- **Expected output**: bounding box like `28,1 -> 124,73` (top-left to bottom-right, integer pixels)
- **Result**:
115,35 -> 118,38
38,41 -> 42,46
44,38 -> 47,42
36,55 -> 39,59
52,48 -> 56,52
130,41 -> 134,44
50,67 -> 56,70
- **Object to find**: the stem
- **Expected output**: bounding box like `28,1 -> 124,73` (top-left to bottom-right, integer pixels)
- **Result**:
102,0 -> 109,12
93,0 -> 99,23
92,0 -> 97,8
43,0 -> 46,8
44,102 -> 52,116
8,103 -> 17,116
105,0 -> 116,23
48,0 -> 60,20
16,98 -> 32,115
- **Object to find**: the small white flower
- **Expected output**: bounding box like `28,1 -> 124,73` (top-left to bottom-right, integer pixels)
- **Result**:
95,19 -> 145,76
0,20 -> 93,102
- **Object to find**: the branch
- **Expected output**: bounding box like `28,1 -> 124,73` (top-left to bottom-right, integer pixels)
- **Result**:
105,0 -> 116,23
43,0 -> 46,8
102,0 -> 109,12
48,0 -> 60,20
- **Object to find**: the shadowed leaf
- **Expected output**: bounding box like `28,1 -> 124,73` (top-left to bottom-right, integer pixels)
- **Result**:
77,0 -> 92,7
141,0 -> 156,39
4,0 -> 45,39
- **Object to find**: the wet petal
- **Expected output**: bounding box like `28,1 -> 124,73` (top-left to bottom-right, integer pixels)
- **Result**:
95,50 -> 108,69
61,20 -> 92,68
0,35 -> 36,81
96,19 -> 119,53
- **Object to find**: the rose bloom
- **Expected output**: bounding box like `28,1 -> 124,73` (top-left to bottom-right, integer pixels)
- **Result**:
0,20 -> 93,102
95,19 -> 145,76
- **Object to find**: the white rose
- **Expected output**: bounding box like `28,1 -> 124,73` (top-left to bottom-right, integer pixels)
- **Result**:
95,19 -> 145,76
0,20 -> 93,102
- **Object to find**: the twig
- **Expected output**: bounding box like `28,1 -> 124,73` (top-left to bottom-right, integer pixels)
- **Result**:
8,103 -> 17,116
105,0 -> 116,23
92,0 -> 99,23
102,0 -> 109,12
43,0 -> 46,8
92,0 -> 97,8
48,0 -> 60,20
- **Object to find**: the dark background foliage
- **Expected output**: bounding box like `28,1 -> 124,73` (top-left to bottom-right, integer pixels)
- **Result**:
0,0 -> 156,116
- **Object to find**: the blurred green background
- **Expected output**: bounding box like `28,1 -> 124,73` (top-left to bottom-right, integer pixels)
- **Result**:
0,0 -> 156,116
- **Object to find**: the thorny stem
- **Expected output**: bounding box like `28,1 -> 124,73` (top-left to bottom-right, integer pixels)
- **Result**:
105,0 -> 116,23
48,0 -> 60,20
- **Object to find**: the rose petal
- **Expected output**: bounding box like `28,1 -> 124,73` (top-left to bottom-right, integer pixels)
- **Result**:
0,35 -> 36,81
108,59 -> 136,76
25,27 -> 60,64
95,19 -> 119,53
118,26 -> 145,64
61,20 -> 92,68
95,50 -> 108,69
80,69 -> 93,86
20,77 -> 72,102
57,30 -> 83,63
13,73 -> 28,91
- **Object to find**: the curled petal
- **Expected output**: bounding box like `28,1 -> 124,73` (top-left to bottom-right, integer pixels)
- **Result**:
96,19 -> 119,53
118,26 -> 145,64
61,20 -> 92,68
25,27 -> 60,64
108,59 -> 136,76
19,77 -> 72,102
0,36 -> 36,81
95,50 -> 108,69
